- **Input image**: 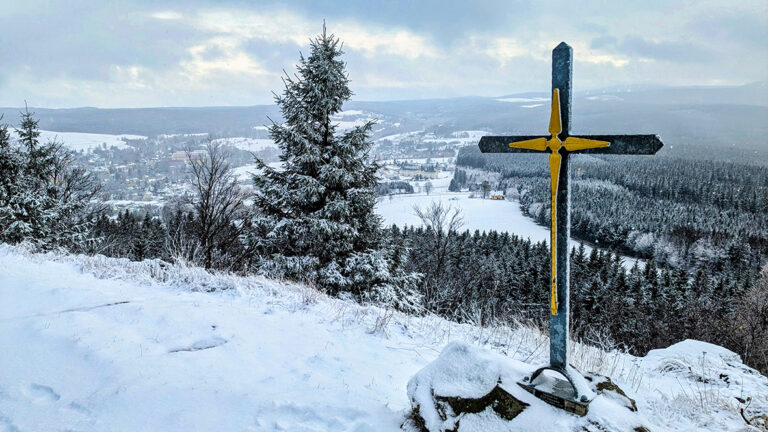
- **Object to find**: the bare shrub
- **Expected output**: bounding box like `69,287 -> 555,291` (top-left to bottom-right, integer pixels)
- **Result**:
186,140 -> 248,270
413,202 -> 464,310
368,308 -> 395,336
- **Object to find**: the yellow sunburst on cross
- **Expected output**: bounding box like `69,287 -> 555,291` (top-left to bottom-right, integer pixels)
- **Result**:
509,89 -> 610,316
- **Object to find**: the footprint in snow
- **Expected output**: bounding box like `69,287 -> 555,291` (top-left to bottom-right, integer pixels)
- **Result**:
168,336 -> 227,353
0,415 -> 21,432
21,383 -> 60,404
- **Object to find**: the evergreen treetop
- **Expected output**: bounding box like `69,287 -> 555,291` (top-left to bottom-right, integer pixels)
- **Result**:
16,104 -> 40,152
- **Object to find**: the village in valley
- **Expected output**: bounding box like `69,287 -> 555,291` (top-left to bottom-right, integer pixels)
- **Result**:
63,118 -> 505,219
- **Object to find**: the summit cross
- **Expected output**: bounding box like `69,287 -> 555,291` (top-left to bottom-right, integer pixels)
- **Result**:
478,42 -> 663,414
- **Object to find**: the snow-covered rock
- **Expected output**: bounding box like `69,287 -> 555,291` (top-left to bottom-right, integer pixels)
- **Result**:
637,340 -> 768,431
643,339 -> 742,373
405,342 -> 651,432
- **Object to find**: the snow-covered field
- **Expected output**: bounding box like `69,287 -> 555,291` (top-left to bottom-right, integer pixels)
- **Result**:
421,130 -> 490,147
496,97 -> 548,103
332,110 -> 377,132
377,192 -> 549,243
212,137 -> 277,153
13,130 -> 147,151
232,162 -> 283,182
376,191 -> 645,268
377,130 -> 424,143
0,245 -> 765,431
157,133 -> 209,139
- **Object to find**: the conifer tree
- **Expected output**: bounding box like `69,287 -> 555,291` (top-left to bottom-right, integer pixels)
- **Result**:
0,120 -> 29,243
0,108 -> 100,248
250,26 -> 420,312
18,106 -> 54,183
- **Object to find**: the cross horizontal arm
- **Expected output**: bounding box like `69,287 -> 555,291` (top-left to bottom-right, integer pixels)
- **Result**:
479,136 -> 549,153
479,134 -> 663,154
571,135 -> 663,154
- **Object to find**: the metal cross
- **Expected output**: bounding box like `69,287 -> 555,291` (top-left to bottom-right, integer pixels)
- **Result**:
478,42 -> 663,412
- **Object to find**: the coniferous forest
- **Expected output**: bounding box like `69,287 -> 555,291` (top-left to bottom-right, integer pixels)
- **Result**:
452,145 -> 768,372
456,147 -> 768,268
1,28 -> 766,378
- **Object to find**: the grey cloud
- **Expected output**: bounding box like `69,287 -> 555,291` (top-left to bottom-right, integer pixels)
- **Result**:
690,12 -> 768,47
0,0 -> 765,107
620,36 -> 709,62
242,39 -> 304,72
0,3 -> 208,81
592,35 -> 710,63
590,35 -> 617,50
229,0 -> 536,45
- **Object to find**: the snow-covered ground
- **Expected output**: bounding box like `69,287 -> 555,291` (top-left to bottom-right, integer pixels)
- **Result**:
378,157 -> 455,166
377,192 -> 548,242
0,245 -> 765,431
376,191 -> 645,269
421,130 -> 490,147
496,97 -> 548,103
12,130 -> 146,151
232,164 -> 258,182
376,130 -> 488,149
332,110 -> 377,132
377,130 -> 424,143
104,199 -> 164,208
231,162 -> 283,182
212,137 -> 277,153
157,133 -> 209,139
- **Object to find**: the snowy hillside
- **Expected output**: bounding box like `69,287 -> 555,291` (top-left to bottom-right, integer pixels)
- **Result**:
11,130 -> 146,151
211,136 -> 277,153
1,245 -> 766,431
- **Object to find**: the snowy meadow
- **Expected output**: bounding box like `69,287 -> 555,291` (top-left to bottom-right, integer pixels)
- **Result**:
1,244 -> 765,431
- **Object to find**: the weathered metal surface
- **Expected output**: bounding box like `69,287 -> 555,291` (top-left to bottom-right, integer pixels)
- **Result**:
551,44 -> 571,372
568,134 -> 663,154
553,42 -> 572,140
518,363 -> 594,416
518,382 -> 588,416
478,134 -> 662,155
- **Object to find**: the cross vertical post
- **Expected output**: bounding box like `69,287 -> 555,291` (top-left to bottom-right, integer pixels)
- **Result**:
550,42 -> 572,372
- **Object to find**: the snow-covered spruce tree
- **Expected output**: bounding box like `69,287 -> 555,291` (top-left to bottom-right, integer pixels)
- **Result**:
0,120 -> 30,243
0,108 -> 100,249
250,27 -> 421,312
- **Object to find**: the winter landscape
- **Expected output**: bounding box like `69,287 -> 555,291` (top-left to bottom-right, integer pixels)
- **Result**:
1,1 -> 767,431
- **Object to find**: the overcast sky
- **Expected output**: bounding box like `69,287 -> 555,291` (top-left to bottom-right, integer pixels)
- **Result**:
1,0 -> 766,108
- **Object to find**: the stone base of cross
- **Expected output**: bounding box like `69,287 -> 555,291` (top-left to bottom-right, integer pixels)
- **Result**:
478,42 -> 663,415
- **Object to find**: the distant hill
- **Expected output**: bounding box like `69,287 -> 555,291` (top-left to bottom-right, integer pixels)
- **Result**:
1,82 -> 766,160
0,105 -> 282,137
